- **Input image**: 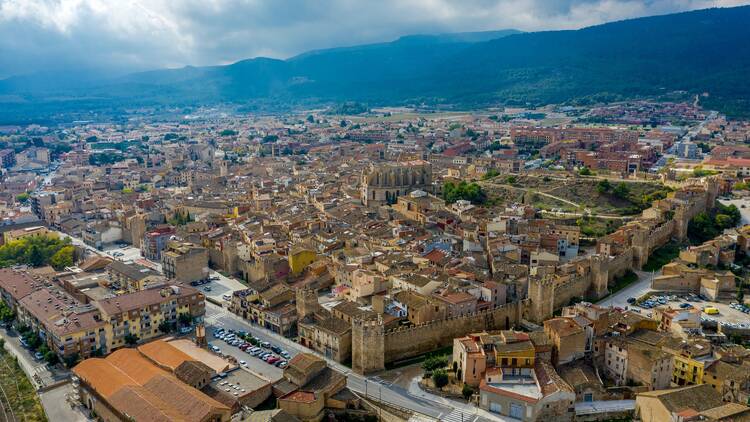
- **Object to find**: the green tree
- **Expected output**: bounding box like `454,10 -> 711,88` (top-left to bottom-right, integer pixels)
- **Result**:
178,313 -> 193,326
26,245 -> 44,267
596,179 -> 611,194
15,193 -> 29,203
0,301 -> 15,325
50,245 -> 75,270
716,214 -> 734,229
443,181 -> 486,204
158,321 -> 175,333
462,384 -> 474,400
63,352 -> 80,368
306,114 -> 315,123
124,334 -> 139,346
432,369 -> 449,390
578,167 -> 592,176
44,351 -> 59,365
612,182 -> 630,199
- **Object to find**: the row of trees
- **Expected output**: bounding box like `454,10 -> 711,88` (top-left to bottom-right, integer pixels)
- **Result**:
17,325 -> 59,365
0,235 -> 75,269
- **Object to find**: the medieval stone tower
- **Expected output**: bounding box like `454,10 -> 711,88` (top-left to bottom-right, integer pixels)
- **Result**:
527,276 -> 555,323
631,229 -> 649,270
673,205 -> 689,242
590,254 -> 610,300
352,315 -> 385,374
296,288 -> 320,320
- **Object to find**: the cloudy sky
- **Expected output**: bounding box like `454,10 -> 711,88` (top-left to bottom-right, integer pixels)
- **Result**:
0,0 -> 748,78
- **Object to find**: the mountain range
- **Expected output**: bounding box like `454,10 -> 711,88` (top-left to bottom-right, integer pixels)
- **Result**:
1,6 -> 749,123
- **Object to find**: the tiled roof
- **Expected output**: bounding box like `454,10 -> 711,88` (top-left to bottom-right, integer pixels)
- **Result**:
0,268 -> 38,301
138,340 -> 194,371
72,347 -> 229,422
638,384 -> 723,414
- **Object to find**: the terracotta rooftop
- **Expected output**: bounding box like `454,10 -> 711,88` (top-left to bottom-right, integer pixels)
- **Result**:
280,390 -> 316,403
72,347 -> 229,422
138,340 -> 195,371
0,268 -> 38,301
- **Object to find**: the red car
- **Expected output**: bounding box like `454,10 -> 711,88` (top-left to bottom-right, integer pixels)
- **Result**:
266,356 -> 280,364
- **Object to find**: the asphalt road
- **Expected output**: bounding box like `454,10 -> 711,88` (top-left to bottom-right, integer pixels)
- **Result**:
596,270 -> 656,308
54,231 -> 467,419
204,303 -> 451,419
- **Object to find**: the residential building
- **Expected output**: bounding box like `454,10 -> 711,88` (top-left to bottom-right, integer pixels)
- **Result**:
162,241 -> 209,284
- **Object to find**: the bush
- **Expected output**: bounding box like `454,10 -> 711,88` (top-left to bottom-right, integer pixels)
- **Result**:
482,169 -> 500,180
612,182 -> 630,199
422,355 -> 449,371
124,334 -> 139,346
462,384 -> 474,400
432,369 -> 449,390
596,179 -> 611,194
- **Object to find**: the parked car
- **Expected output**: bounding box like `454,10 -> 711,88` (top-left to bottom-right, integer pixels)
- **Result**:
627,297 -> 636,304
203,286 -> 212,292
271,345 -> 282,354
280,351 -> 290,359
267,356 -> 280,364
260,341 -> 271,349
275,360 -> 287,367
34,352 -> 44,360
222,294 -> 232,301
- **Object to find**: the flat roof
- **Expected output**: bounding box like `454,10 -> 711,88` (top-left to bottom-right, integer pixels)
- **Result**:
210,368 -> 270,397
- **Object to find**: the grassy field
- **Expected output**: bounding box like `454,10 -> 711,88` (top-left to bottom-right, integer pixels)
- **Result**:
0,344 -> 47,422
482,174 -> 671,216
575,216 -> 623,237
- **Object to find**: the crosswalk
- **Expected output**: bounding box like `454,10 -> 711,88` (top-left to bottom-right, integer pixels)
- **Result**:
440,409 -> 477,422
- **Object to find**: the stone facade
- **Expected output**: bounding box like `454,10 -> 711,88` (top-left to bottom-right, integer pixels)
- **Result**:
360,160 -> 432,207
526,176 -> 720,323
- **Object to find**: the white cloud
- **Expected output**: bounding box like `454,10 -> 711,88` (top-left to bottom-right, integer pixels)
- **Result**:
0,0 -> 748,78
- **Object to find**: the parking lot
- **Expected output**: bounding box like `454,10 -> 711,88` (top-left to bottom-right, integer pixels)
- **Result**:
633,293 -> 750,330
101,243 -> 247,304
198,272 -> 248,304
205,325 -> 293,382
